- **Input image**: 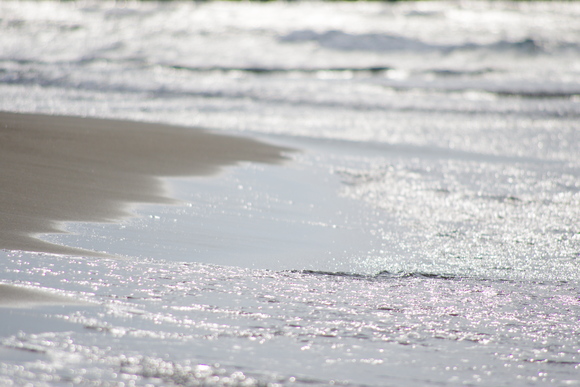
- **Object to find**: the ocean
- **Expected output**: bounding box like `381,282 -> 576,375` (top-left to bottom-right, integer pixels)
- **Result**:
1,1 -> 579,385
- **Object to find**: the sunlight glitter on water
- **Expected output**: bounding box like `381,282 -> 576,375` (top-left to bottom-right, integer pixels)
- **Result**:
2,253 -> 579,385
1,0 -> 579,385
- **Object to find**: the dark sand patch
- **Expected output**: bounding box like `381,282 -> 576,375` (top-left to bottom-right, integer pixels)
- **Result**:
0,112 -> 291,257
0,284 -> 90,308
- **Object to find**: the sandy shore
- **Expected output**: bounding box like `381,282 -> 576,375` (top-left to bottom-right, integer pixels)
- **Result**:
0,111 -> 291,258
0,284 -> 90,308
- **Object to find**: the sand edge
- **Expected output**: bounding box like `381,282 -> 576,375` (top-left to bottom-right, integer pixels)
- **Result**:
0,111 -> 293,257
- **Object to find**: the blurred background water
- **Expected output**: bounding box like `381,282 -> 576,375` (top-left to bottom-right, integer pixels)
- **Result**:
1,1 -> 579,385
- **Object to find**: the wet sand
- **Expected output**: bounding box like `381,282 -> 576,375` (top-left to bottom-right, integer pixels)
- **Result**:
0,111 -> 291,259
0,284 -> 90,308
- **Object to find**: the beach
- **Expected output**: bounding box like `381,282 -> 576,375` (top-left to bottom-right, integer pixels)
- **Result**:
1,1 -> 579,385
0,111 -> 290,259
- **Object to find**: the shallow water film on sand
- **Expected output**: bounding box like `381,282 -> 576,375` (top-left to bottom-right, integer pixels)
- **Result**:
1,1 -> 579,385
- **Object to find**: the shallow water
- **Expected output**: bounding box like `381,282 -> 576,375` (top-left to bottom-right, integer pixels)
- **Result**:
1,1 -> 579,385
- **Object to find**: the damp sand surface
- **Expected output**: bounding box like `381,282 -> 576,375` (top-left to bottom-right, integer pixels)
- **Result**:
0,111 -> 290,257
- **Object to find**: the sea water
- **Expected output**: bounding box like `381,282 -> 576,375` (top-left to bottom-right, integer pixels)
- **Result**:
0,1 -> 579,385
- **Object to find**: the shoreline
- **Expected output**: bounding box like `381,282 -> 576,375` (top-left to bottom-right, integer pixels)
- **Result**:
0,283 -> 90,308
0,111 -> 292,258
